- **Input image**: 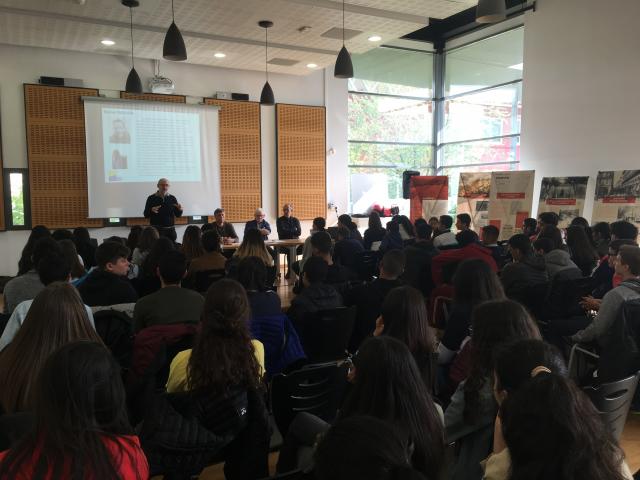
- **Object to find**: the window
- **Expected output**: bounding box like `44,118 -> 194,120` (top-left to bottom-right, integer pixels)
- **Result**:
438,27 -> 524,213
348,47 -> 434,213
4,169 -> 30,229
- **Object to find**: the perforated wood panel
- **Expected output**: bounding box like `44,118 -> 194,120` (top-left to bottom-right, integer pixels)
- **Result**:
276,104 -> 326,220
204,98 -> 261,222
24,84 -> 102,228
120,92 -> 188,226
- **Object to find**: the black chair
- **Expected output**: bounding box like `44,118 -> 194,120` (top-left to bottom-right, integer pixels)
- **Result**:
519,281 -> 550,325
354,251 -> 378,281
583,372 -> 639,441
543,269 -> 591,320
271,362 -> 348,437
297,306 -> 356,363
93,309 -> 134,371
190,268 -> 226,293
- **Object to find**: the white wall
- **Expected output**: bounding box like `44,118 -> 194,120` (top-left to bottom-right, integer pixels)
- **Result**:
520,0 -> 640,218
0,44 -> 349,275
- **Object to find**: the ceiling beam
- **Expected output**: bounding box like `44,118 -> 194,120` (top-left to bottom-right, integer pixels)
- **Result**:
280,0 -> 429,25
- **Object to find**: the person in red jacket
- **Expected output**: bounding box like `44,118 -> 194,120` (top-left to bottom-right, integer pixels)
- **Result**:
432,230 -> 498,286
0,341 -> 149,480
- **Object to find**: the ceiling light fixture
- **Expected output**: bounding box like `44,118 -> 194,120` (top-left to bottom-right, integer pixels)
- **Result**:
214,52 -> 226,58
368,35 -> 382,42
306,63 -> 318,68
122,0 -> 142,93
101,39 -> 115,46
258,20 -> 275,106
334,0 -> 353,78
476,0 -> 506,23
163,0 -> 187,61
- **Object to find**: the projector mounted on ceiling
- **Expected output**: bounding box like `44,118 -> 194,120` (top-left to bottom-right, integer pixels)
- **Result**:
149,59 -> 175,94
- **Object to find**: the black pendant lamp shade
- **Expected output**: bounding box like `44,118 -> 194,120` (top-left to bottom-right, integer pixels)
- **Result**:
334,0 -> 353,79
476,0 -> 507,23
122,0 -> 143,93
163,0 -> 187,61
334,45 -> 353,79
259,20 -> 275,106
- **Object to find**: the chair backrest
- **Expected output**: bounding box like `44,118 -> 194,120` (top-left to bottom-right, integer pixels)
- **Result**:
583,372 -> 640,441
194,268 -> 226,293
598,299 -> 640,383
304,306 -> 357,362
93,309 -> 134,370
354,250 -> 379,281
544,269 -> 591,319
271,362 -> 348,437
519,281 -> 550,324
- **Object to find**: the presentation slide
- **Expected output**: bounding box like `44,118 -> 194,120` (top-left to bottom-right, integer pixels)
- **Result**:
84,98 -> 220,218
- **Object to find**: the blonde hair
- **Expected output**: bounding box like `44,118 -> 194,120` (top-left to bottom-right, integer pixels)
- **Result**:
234,230 -> 274,267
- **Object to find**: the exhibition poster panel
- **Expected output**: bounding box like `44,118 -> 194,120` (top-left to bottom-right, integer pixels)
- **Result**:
593,171 -> 640,225
538,176 -> 589,227
457,172 -> 492,231
409,176 -> 449,222
488,170 -> 535,240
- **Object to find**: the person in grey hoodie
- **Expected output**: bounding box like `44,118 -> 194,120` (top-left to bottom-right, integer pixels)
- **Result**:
533,237 -> 580,278
501,234 -> 548,302
572,245 -> 640,346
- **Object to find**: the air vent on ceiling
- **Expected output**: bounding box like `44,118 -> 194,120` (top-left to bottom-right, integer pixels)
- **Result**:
321,27 -> 362,40
267,58 -> 300,66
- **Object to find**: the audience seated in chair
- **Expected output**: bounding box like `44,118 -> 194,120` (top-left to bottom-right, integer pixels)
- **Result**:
78,241 -> 139,307
141,279 -> 269,479
133,250 -> 204,333
455,213 -> 472,233
16,225 -> 51,277
332,226 -> 364,273
135,237 -> 175,297
571,245 -> 640,346
131,226 -> 159,267
188,230 -> 229,276
379,219 -> 404,253
73,226 -> 97,270
402,222 -> 438,297
288,256 -> 343,335
445,300 -> 540,480
363,211 -> 386,250
481,224 -> 505,269
58,239 -> 87,284
345,249 -> 405,352
592,221 -> 612,258
567,224 -> 600,276
314,416 -> 428,480
0,253 -> 95,352
0,341 -> 149,479
277,336 -> 444,478
437,259 -> 505,372
0,283 -> 102,413
237,256 -> 282,317
374,285 -> 437,391
433,215 -> 458,249
300,231 -> 352,290
181,225 -> 206,264
500,234 -> 548,302
493,340 -> 633,480
590,239 -> 637,301
4,236 -> 59,314
228,229 -> 275,281
337,214 -> 363,244
294,216 -> 325,275
432,230 -> 497,286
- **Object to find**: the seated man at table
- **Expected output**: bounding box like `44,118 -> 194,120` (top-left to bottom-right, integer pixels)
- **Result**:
210,207 -> 238,244
276,203 -> 302,279
245,208 -> 271,240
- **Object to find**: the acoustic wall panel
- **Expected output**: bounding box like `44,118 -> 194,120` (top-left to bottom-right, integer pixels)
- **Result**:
204,98 -> 261,223
24,84 -> 102,228
276,104 -> 326,220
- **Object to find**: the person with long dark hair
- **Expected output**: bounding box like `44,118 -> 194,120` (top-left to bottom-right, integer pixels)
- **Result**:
0,283 -> 102,413
181,225 -> 205,263
73,227 -> 97,269
338,214 -> 363,243
17,225 -> 51,276
58,239 -> 86,282
592,221 -> 611,258
444,300 -> 540,480
363,211 -> 386,250
314,416 -> 427,480
374,286 -> 436,390
131,226 -> 159,266
496,346 -> 632,479
566,224 -> 599,276
276,336 -> 444,478
438,259 -> 505,366
126,225 -> 143,260
0,341 -> 149,479
237,256 -> 281,317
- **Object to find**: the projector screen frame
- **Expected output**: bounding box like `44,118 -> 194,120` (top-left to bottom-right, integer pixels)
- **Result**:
82,96 -> 222,219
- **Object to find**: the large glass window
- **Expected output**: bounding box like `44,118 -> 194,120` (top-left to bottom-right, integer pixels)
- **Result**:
439,26 -> 524,212
348,47 -> 434,213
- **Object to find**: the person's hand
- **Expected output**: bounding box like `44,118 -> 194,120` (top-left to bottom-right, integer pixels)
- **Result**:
492,415 -> 507,454
151,205 -> 161,214
373,316 -> 384,337
175,203 -> 183,211
260,228 -> 269,236
223,237 -> 233,245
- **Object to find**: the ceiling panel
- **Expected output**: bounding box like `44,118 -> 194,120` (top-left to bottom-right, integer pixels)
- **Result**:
0,0 -> 470,75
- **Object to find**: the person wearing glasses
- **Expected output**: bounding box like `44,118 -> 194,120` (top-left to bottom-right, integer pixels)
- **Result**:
143,178 -> 183,240
244,208 -> 271,240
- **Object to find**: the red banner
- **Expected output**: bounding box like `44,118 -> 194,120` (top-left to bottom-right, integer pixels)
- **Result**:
546,199 -> 577,205
410,176 -> 448,222
603,196 -> 636,204
497,192 -> 526,199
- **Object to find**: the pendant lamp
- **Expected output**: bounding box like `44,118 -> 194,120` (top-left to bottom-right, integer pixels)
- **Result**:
163,0 -> 187,61
259,21 -> 275,106
476,0 -> 507,23
334,0 -> 353,79
122,0 -> 142,93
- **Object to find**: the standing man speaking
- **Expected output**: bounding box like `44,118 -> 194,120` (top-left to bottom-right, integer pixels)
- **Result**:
144,178 -> 183,240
